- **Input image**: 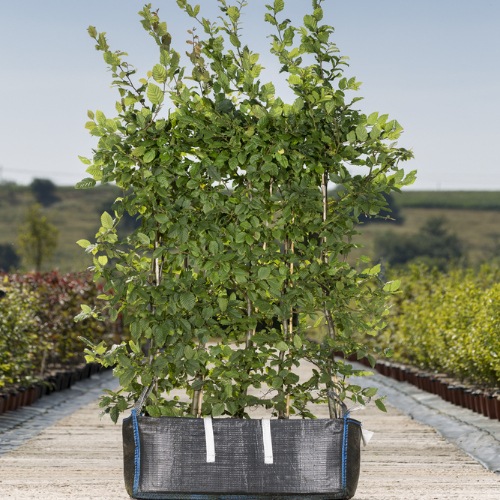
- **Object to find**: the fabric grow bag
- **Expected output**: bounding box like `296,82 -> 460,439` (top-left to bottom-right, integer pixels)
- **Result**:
123,410 -> 362,500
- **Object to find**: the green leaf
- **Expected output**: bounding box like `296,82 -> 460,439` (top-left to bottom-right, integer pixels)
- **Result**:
101,212 -> 114,229
146,405 -> 161,417
184,345 -> 194,359
356,125 -> 368,142
155,214 -> 169,224
209,241 -> 218,254
192,379 -> 205,391
110,406 -> 120,423
367,112 -> 379,126
273,0 -> 284,13
375,399 -> 387,412
229,33 -> 241,48
346,131 -> 356,143
383,280 -> 401,292
96,110 -> 106,126
218,297 -> 228,312
98,255 -> 108,266
137,233 -> 150,246
81,305 -> 92,313
276,341 -> 288,351
87,110 -> 95,120
152,246 -> 165,259
117,353 -> 131,368
293,335 -> 302,349
370,124 -> 382,140
77,239 -> 91,248
364,387 -> 378,398
143,150 -> 156,163
154,323 -> 169,347
367,354 -> 376,368
147,83 -> 164,105
180,292 -> 195,311
227,6 -> 240,22
271,376 -> 283,389
152,64 -> 167,83
212,402 -> 225,417
75,178 -> 97,189
119,368 -> 136,388
258,267 -> 271,279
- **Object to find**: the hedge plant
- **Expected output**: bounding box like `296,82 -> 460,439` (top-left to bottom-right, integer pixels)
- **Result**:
374,265 -> 500,386
77,0 -> 415,422
0,272 -> 124,390
0,277 -> 39,390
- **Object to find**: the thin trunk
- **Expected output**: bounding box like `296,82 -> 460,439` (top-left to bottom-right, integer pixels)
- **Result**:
278,235 -> 289,419
40,350 -> 47,378
322,172 -> 338,419
285,239 -> 294,417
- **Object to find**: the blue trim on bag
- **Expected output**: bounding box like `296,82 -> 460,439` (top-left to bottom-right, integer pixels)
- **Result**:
132,409 -> 141,497
341,416 -> 349,493
341,417 -> 362,497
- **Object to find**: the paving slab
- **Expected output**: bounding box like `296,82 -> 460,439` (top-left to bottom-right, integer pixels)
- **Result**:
1,361 -> 500,499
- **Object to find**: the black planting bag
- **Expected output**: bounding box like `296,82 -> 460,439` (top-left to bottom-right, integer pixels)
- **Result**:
123,410 -> 362,500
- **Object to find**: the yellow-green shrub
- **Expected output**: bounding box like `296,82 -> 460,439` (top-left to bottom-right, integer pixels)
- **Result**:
0,282 -> 39,389
379,265 -> 500,385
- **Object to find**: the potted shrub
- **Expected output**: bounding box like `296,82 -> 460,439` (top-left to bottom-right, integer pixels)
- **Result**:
76,1 -> 414,498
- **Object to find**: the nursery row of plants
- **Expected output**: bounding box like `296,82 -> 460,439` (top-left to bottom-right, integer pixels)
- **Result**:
0,361 -> 110,416
0,271 -> 127,394
359,264 -> 500,388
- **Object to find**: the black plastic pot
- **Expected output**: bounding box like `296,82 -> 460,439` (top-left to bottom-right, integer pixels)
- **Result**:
29,384 -> 39,405
486,394 -> 497,420
472,391 -> 482,413
0,393 -> 7,415
55,372 -> 68,390
8,391 -> 19,411
18,387 -> 29,407
82,364 -> 91,379
440,381 -> 450,401
463,389 -> 473,410
45,376 -> 57,394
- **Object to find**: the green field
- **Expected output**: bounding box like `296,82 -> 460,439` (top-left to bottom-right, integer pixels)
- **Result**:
392,191 -> 500,210
0,184 -> 122,273
1,186 -> 499,272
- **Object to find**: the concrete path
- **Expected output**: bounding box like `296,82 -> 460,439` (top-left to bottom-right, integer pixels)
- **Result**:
1,363 -> 500,499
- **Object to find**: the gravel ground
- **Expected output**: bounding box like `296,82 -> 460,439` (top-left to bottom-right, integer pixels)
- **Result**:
1,361 -> 499,499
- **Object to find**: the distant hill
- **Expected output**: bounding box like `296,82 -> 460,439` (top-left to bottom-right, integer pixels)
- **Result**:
392,191 -> 500,210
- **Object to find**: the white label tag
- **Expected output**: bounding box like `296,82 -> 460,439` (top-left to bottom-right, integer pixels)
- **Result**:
204,416 -> 215,463
362,429 -> 374,447
262,419 -> 273,464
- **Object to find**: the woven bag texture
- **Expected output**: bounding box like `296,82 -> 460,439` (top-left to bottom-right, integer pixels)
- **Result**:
123,413 -> 361,500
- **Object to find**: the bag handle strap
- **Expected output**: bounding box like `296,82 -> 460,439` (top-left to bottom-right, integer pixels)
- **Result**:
327,390 -> 348,418
133,382 -> 155,414
328,391 -> 372,418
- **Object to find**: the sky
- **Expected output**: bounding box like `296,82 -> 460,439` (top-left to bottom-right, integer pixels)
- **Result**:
0,0 -> 499,190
